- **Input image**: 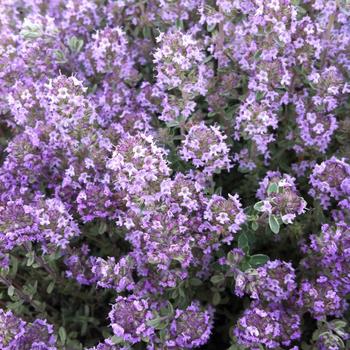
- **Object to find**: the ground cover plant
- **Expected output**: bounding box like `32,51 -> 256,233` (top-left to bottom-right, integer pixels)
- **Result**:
0,0 -> 349,349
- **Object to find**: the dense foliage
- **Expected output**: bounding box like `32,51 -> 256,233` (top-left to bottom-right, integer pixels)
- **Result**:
0,0 -> 349,349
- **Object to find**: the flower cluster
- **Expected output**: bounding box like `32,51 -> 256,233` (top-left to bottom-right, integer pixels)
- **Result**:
298,276 -> 346,320
91,255 -> 135,292
299,222 -> 350,318
204,194 -> 246,243
154,30 -> 213,122
254,171 -> 307,232
107,132 -> 171,205
109,296 -> 154,344
0,309 -> 56,350
235,260 -> 297,302
166,302 -> 213,348
309,157 -> 350,211
179,122 -> 232,175
0,194 -> 80,254
80,27 -> 131,77
233,302 -> 301,350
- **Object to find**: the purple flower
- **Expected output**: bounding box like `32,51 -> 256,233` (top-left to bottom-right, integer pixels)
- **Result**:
301,222 -> 350,296
234,301 -> 301,350
0,309 -> 57,350
109,296 -> 154,344
256,171 -> 306,225
297,276 -> 347,320
309,157 -> 350,209
204,194 -> 246,244
91,255 -> 135,292
167,302 -> 213,349
235,260 -> 297,302
180,122 -> 232,176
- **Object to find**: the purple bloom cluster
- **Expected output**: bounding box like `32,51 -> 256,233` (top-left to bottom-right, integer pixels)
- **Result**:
309,157 -> 350,211
109,296 -> 154,344
154,30 -> 213,122
0,309 -> 56,350
298,276 -> 346,320
91,255 -> 135,292
180,122 -> 232,176
255,171 -> 307,227
299,222 -> 350,319
234,302 -> 301,350
235,260 -> 297,302
166,302 -> 213,348
0,194 -> 79,256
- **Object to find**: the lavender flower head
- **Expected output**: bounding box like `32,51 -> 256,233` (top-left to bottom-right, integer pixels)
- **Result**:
204,194 -> 246,244
91,255 -> 135,292
107,132 -> 171,206
154,29 -> 212,99
255,171 -> 307,225
180,122 -> 232,176
234,98 -> 279,156
108,296 -> 154,344
297,275 -> 347,320
302,222 -> 350,296
309,157 -> 350,209
0,309 -> 57,350
235,260 -> 297,302
0,194 -> 80,252
80,26 -> 135,79
167,301 -> 213,349
233,302 -> 301,350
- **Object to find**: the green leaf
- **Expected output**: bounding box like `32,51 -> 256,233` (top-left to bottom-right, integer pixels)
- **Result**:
175,19 -> 184,30
212,292 -> 221,306
26,251 -> 35,267
147,317 -> 162,328
10,256 -> 18,278
227,344 -> 245,350
249,254 -> 269,267
203,55 -> 213,63
110,336 -> 124,344
269,215 -> 280,234
171,289 -> 178,299
331,320 -> 347,329
54,50 -> 67,64
159,328 -> 167,342
207,23 -> 217,32
47,281 -> 55,294
98,221 -> 108,235
255,91 -> 265,101
227,251 -> 235,264
210,274 -> 225,285
68,36 -> 84,53
267,182 -> 278,194
240,260 -> 251,271
59,327 -> 67,345
166,120 -> 180,128
251,221 -> 259,231
160,302 -> 174,318
20,19 -> 43,40
7,285 -> 15,297
189,278 -> 203,286
142,26 -> 151,38
154,320 -> 169,330
178,285 -> 186,298
237,233 -> 249,254
253,50 -> 262,60
253,201 -> 265,212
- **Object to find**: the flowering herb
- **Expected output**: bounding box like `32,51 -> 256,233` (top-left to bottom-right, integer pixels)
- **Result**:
0,0 -> 349,349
